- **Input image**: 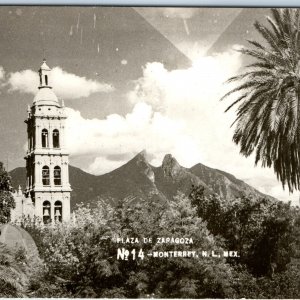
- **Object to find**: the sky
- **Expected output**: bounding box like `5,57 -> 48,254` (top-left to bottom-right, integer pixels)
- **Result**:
0,6 -> 299,205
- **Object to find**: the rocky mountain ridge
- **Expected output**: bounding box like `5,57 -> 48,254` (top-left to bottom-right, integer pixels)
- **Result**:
9,151 -> 275,209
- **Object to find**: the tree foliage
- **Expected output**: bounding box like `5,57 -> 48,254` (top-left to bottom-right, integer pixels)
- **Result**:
222,8 -> 300,192
0,242 -> 44,298
189,185 -> 297,277
18,189 -> 300,298
22,196 -> 236,298
0,162 -> 15,223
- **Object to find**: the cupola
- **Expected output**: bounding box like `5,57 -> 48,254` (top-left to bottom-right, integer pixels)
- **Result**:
33,59 -> 59,106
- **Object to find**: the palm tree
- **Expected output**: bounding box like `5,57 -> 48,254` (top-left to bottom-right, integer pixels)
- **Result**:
222,8 -> 300,193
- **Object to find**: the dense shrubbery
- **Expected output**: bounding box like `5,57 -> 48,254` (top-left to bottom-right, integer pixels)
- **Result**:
0,242 -> 44,297
189,186 -> 297,276
189,186 -> 300,298
22,195 -> 234,298
0,162 -> 15,223
15,188 -> 300,298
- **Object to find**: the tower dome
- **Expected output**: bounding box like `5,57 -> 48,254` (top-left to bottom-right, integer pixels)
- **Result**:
33,87 -> 59,106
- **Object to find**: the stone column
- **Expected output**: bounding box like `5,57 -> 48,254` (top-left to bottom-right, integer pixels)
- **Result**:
60,123 -> 65,148
35,161 -> 41,187
29,163 -> 32,189
35,196 -> 43,220
33,126 -> 36,150
50,197 -> 55,223
50,163 -> 54,187
36,125 -> 41,149
28,133 -> 31,151
63,160 -> 69,186
63,194 -> 70,221
48,125 -> 53,149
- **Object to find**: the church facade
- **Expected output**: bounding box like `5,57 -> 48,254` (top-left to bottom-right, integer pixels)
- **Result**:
11,60 -> 71,223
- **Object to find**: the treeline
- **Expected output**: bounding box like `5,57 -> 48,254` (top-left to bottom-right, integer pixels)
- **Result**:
0,161 -> 299,298
1,186 -> 297,298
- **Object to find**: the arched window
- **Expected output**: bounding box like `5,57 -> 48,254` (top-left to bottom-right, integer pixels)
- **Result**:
45,75 -> 48,86
54,201 -> 62,222
42,166 -> 50,186
54,166 -> 61,185
41,129 -> 48,148
43,201 -> 51,224
53,129 -> 60,148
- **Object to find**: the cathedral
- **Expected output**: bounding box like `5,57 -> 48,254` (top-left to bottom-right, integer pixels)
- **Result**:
11,60 -> 72,223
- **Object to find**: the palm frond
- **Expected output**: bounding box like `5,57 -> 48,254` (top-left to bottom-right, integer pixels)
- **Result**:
221,8 -> 300,192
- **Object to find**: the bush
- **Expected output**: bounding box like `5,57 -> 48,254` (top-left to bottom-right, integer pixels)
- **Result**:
21,190 -> 300,298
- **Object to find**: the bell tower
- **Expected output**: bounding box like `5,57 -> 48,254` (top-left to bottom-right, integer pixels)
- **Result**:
24,59 -> 71,223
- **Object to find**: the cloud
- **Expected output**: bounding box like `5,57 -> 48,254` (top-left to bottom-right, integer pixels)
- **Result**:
7,67 -> 114,99
51,67 -> 114,98
88,157 -> 128,175
0,66 -> 6,92
8,69 -> 37,94
126,51 -> 242,168
124,51 -> 297,203
128,50 -> 241,132
65,102 -> 199,175
0,66 -> 5,81
65,50 -> 239,176
161,8 -> 197,19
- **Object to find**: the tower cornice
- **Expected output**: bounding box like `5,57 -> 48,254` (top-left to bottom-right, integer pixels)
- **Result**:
25,149 -> 70,158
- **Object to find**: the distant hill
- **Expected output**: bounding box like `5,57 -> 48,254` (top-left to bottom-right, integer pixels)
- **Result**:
9,151 -> 275,210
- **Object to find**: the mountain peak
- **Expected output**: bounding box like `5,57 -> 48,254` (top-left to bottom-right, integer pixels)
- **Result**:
131,150 -> 148,164
126,150 -> 155,183
138,149 -> 147,159
162,154 -> 181,177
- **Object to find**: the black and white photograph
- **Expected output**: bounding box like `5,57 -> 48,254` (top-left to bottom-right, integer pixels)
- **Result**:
0,6 -> 299,298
